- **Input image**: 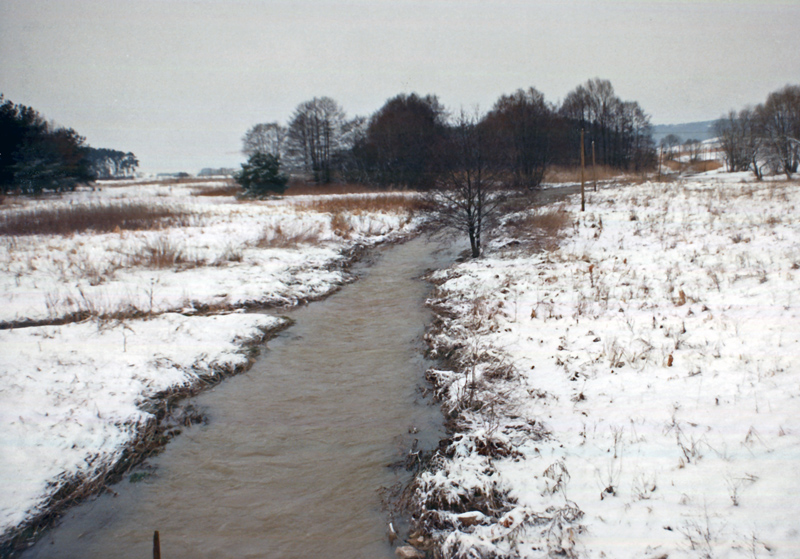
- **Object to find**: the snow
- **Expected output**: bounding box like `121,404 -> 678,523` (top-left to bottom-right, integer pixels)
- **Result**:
420,177 -> 800,558
0,312 -> 281,532
0,180 -> 420,538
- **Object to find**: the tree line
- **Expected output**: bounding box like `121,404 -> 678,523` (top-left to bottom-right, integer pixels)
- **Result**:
0,95 -> 138,195
238,79 -> 656,259
714,84 -> 800,179
239,77 -> 656,190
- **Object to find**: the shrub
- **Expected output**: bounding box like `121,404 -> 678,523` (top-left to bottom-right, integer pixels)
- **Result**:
235,153 -> 288,196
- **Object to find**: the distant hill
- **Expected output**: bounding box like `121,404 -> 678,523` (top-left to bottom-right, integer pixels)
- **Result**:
651,120 -> 717,144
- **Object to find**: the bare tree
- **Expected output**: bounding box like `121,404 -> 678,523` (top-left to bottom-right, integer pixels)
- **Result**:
739,107 -> 767,180
660,134 -> 682,161
482,87 -> 555,188
760,84 -> 800,178
286,97 -> 347,183
242,122 -> 287,160
427,110 -> 509,258
683,139 -> 702,163
560,78 -> 654,170
714,111 -> 748,172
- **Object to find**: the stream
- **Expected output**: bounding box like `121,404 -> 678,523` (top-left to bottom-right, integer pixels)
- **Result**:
21,235 -> 463,559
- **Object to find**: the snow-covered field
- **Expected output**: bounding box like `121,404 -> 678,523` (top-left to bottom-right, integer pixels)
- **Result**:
417,175 -> 800,558
0,179 -> 419,543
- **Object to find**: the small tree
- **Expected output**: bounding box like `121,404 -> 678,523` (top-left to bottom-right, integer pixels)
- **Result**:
235,153 -> 288,196
660,134 -> 682,161
427,110 -> 509,258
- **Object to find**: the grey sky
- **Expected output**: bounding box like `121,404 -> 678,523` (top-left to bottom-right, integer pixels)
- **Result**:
2,0 -> 799,173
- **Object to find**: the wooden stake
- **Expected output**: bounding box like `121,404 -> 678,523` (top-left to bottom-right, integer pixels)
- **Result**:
592,140 -> 597,192
153,530 -> 161,559
658,146 -> 662,181
580,129 -> 586,212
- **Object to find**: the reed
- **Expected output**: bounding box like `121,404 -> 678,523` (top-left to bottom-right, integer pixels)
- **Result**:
0,202 -> 194,236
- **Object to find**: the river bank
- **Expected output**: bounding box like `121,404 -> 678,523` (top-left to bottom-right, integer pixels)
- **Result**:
15,234 -> 462,559
0,179 -> 422,556
409,175 -> 800,558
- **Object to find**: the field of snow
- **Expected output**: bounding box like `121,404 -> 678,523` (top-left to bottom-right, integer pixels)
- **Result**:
417,176 -> 800,558
0,179 -> 420,543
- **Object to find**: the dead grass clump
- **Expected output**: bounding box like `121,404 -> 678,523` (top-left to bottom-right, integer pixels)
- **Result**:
130,237 -> 197,269
256,224 -> 322,248
506,206 -> 573,250
0,202 -> 194,236
330,212 -> 352,239
192,182 -> 241,197
294,193 -> 425,214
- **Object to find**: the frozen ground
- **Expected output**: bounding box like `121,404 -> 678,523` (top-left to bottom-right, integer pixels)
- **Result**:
417,175 -> 800,558
0,180 -> 420,541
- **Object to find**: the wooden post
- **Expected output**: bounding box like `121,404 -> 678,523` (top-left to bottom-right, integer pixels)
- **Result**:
580,129 -> 585,212
658,146 -> 662,181
153,530 -> 161,559
592,140 -> 597,192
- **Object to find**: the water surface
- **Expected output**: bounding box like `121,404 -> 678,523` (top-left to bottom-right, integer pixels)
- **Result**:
22,235 -> 460,559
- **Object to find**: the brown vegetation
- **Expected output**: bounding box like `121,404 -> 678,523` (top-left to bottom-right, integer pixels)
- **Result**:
283,181 -> 375,196
544,164 -> 628,184
128,236 -> 200,269
688,160 -> 723,173
505,206 -> 573,251
191,182 -> 241,197
255,224 -> 323,248
0,202 -> 195,236
662,160 -> 723,174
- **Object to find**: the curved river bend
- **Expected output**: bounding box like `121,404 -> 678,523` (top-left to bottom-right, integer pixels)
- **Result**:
22,235 -> 460,559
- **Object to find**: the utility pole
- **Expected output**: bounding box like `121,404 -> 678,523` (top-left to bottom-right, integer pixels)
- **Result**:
658,146 -> 663,181
580,129 -> 586,212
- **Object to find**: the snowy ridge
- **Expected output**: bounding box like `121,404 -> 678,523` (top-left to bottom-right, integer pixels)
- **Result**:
416,178 -> 800,558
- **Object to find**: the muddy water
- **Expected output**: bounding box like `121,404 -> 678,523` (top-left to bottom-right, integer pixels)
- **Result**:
22,236 -> 462,559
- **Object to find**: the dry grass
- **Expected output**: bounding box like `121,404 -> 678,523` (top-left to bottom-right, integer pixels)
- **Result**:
109,177 -> 225,188
255,224 -> 323,248
283,181 -> 375,196
0,202 -> 194,236
688,160 -> 723,173
505,206 -> 573,251
544,165 -> 627,184
191,182 -> 241,197
293,193 -> 426,214
129,236 -> 198,269
662,160 -> 723,174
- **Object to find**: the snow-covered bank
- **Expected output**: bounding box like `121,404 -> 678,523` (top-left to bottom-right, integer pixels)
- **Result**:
0,312 -> 285,535
0,183 -> 416,326
414,177 -> 800,558
0,180 -> 421,548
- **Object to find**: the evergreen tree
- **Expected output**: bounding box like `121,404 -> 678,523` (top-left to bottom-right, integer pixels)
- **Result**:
235,153 -> 288,196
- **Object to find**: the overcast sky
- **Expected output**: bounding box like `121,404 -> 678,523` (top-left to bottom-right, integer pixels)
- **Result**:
2,0 -> 799,173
